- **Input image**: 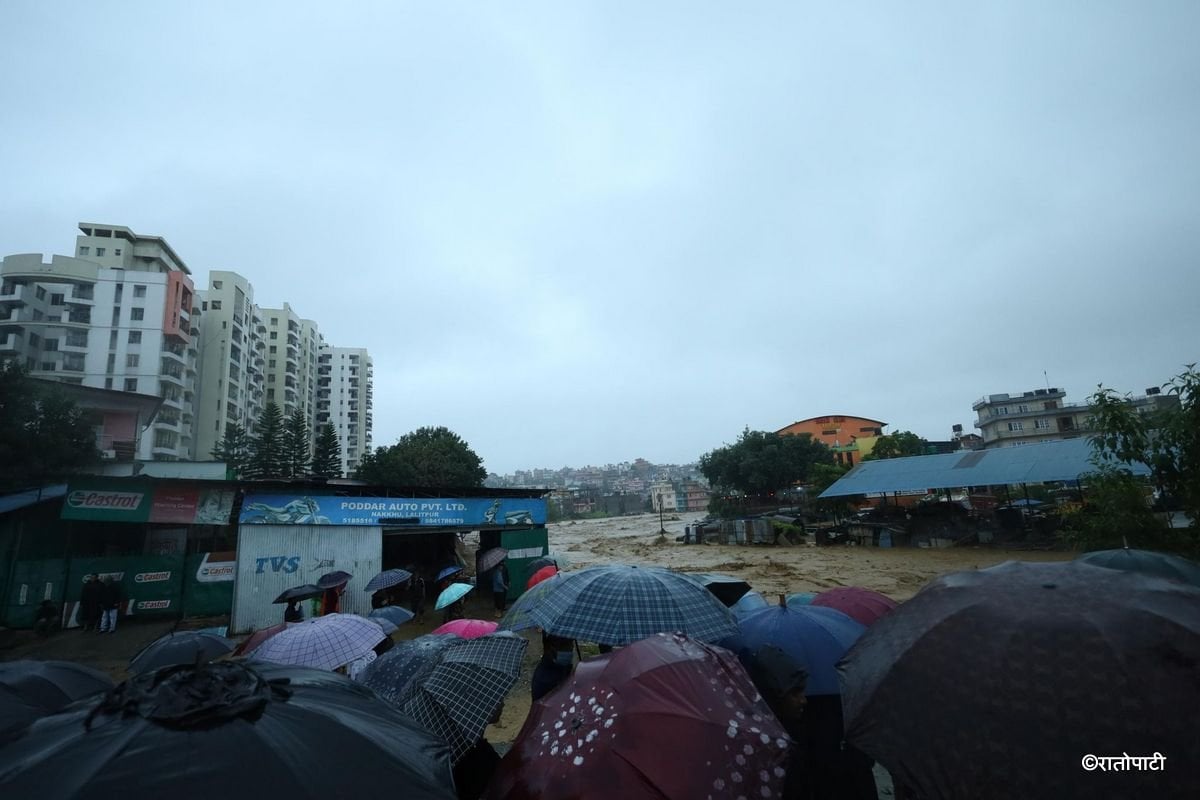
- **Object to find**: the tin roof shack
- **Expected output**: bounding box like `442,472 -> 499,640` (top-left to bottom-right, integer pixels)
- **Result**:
231,486 -> 549,633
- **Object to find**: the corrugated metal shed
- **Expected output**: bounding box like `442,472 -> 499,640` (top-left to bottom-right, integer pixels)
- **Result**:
230,524 -> 382,634
818,438 -> 1149,498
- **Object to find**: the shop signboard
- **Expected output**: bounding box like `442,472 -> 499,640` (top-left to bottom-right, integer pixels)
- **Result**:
61,479 -> 235,524
183,551 -> 236,617
239,494 -> 547,527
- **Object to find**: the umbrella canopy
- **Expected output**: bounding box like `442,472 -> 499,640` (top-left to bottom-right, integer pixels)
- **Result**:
363,632 -> 528,762
0,661 -> 455,799
433,619 -> 498,639
785,592 -> 817,606
252,613 -> 384,671
527,553 -> 571,573
365,568 -> 414,592
730,590 -> 769,617
523,564 -> 738,646
838,560 -> 1200,800
727,603 -> 865,696
370,606 -> 416,635
686,573 -> 752,607
499,574 -> 563,632
487,632 -> 791,800
1076,546 -> 1200,587
272,584 -> 324,604
811,587 -> 898,627
477,548 -> 508,574
436,565 -> 464,583
435,582 -> 473,610
232,622 -> 288,657
526,565 -> 558,591
316,570 -> 354,589
0,661 -> 113,742
129,630 -> 234,674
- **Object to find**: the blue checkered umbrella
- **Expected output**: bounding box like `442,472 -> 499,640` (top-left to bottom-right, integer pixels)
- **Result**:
525,564 -> 738,646
252,613 -> 384,671
436,566 -> 463,583
362,633 -> 527,762
370,606 -> 416,635
498,573 -> 563,632
365,568 -> 414,592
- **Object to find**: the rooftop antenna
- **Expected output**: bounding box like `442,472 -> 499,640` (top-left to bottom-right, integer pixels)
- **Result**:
1044,370 -> 1050,391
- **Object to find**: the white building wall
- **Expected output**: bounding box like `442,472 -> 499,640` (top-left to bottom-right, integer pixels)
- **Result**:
318,346 -> 373,477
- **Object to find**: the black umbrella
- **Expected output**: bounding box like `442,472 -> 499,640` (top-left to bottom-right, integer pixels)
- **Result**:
686,572 -> 753,607
0,660 -> 113,711
0,661 -> 456,799
316,570 -> 353,589
273,584 -> 323,604
0,686 -> 49,744
361,633 -> 528,762
129,630 -> 235,674
838,560 -> 1200,800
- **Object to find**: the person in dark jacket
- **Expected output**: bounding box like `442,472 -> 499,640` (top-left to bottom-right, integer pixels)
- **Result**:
79,574 -> 103,632
531,633 -> 575,701
99,576 -> 123,634
408,572 -> 427,622
284,599 -> 304,623
452,704 -> 504,800
491,564 -> 509,619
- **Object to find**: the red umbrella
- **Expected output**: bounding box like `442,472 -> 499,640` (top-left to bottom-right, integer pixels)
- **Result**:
526,565 -> 558,591
232,622 -> 288,657
431,619 -> 499,639
810,587 -> 897,627
486,632 -> 791,800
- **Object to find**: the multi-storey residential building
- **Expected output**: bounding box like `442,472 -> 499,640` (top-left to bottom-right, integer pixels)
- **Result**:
1,223 -> 198,460
260,304 -> 322,423
194,271 -> 267,458
972,386 -> 1180,447
317,346 -> 373,477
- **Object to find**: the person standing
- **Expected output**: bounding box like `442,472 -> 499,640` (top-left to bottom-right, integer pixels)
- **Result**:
408,571 -> 427,622
531,633 -> 575,701
491,563 -> 509,620
284,598 -> 304,623
319,584 -> 344,616
99,576 -> 123,634
79,574 -> 102,632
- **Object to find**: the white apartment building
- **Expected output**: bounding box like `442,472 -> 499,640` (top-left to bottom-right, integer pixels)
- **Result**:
259,304 -> 323,426
0,223 -> 198,460
317,346 -> 373,476
194,271 -> 267,458
972,386 -> 1180,448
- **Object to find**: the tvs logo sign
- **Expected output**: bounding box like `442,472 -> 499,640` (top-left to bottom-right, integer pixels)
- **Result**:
134,571 -> 171,583
67,490 -> 145,510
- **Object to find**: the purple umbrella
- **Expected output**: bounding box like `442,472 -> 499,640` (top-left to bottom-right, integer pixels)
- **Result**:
811,587 -> 898,627
252,613 -> 384,671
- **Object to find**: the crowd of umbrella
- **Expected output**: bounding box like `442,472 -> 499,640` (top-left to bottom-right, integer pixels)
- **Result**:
0,544 -> 1198,799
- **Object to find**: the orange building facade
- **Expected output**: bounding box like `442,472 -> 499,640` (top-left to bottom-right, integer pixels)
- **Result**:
776,415 -> 887,467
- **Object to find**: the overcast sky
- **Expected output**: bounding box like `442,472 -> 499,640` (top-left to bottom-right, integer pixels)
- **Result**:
3,3 -> 1198,474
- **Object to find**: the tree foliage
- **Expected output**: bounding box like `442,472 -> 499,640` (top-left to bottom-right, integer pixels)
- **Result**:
311,422 -> 343,479
807,462 -> 853,515
864,430 -> 929,460
0,362 -> 99,489
247,402 -> 285,479
699,428 -> 833,495
211,422 -> 251,478
1057,466 -> 1177,552
354,425 -> 486,487
282,409 -> 311,478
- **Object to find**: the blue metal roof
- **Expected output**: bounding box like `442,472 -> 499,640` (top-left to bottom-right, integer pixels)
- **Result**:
818,438 -> 1149,498
0,484 -> 68,516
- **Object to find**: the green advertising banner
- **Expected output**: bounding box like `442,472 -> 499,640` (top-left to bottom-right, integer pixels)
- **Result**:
65,554 -> 184,623
500,526 -> 549,600
61,479 -> 154,522
182,552 -> 235,617
2,559 -> 67,629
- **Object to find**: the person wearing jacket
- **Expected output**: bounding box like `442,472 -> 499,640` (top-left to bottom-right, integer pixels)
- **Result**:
531,633 -> 576,701
99,576 -> 123,634
79,574 -> 103,632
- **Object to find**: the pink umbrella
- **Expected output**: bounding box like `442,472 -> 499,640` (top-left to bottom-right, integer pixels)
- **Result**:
432,618 -> 499,639
811,587 -> 898,627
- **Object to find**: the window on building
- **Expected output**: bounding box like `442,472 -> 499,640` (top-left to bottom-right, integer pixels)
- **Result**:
126,354 -> 139,368
998,407 -> 1009,414
269,331 -> 277,340
50,293 -> 64,305
1018,404 -> 1030,413
104,378 -> 113,389
269,359 -> 276,368
212,280 -> 223,289
268,374 -> 275,382
124,378 -> 138,392
134,285 -> 146,298
28,332 -> 40,346
107,353 -> 116,370
108,330 -> 118,349
44,339 -> 58,351
270,318 -> 278,325
1034,419 -> 1052,430
114,248 -> 122,256
130,308 -> 144,320
211,300 -> 222,310
1044,401 -> 1058,410
269,345 -> 277,353
34,286 -> 46,300
79,246 -> 90,255
267,389 -> 275,400
95,247 -> 106,257
1007,421 -> 1023,432
128,331 -> 141,344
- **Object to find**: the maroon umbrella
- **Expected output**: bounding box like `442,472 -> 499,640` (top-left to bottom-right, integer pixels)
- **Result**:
810,587 -> 897,627
486,632 -> 791,800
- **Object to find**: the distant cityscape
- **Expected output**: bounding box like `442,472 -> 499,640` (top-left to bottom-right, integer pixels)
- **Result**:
486,459 -> 711,516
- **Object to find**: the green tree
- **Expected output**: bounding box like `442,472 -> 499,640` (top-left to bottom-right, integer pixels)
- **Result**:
311,422 -> 343,479
354,425 -> 486,487
0,362 -> 99,489
807,462 -> 852,516
281,409 -> 311,478
246,402 -> 285,479
699,428 -> 834,496
1058,466 -> 1174,552
864,430 -> 929,460
211,422 -> 251,478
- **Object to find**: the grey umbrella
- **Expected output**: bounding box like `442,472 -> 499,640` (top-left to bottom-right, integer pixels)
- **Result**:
365,568 -> 413,592
1076,545 -> 1200,587
476,548 -> 508,574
